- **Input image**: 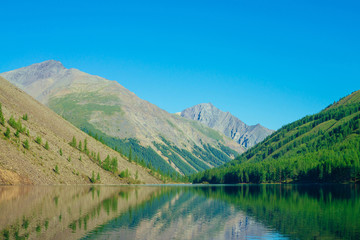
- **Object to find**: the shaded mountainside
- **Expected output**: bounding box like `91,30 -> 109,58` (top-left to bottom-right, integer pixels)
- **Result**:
0,76 -> 161,185
1,60 -> 243,176
192,90 -> 360,183
180,103 -> 274,148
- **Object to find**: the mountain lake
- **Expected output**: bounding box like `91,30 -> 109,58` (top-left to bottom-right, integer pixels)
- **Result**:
0,184 -> 359,240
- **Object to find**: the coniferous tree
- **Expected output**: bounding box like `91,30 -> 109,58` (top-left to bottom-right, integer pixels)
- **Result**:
91,171 -> 95,183
14,129 -> 20,138
0,103 -> 4,126
111,157 -> 118,173
97,152 -> 101,165
45,141 -> 49,150
70,136 -> 77,147
84,138 -> 88,152
4,127 -> 10,138
23,139 -> 29,149
128,147 -> 132,162
35,136 -> 42,145
103,155 -> 111,171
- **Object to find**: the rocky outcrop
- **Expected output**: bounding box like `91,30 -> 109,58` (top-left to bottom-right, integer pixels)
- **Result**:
181,103 -> 274,148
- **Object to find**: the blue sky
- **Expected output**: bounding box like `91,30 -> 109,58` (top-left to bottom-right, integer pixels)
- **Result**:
1,0 -> 359,130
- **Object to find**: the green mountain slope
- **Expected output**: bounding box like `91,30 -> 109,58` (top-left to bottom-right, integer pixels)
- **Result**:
192,90 -> 360,183
1,60 -> 243,176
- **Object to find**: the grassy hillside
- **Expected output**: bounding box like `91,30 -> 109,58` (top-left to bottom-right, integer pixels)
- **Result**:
192,90 -> 360,183
2,60 -> 243,177
0,76 -> 162,185
47,88 -> 239,177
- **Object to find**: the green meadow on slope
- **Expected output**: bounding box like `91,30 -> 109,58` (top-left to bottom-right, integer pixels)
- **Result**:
48,93 -> 239,177
192,90 -> 360,183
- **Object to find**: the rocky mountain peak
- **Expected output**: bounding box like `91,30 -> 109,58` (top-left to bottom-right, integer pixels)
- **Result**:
34,59 -> 65,70
0,60 -> 66,87
181,103 -> 274,148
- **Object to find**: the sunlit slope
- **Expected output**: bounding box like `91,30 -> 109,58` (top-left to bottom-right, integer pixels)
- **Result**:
192,90 -> 360,183
1,60 -> 243,176
0,76 -> 161,184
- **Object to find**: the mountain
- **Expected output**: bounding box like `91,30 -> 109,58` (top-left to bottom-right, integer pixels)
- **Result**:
0,76 -> 161,185
192,90 -> 360,183
1,60 -> 244,176
180,103 -> 274,148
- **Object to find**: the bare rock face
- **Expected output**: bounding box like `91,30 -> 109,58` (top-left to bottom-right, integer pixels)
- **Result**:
181,103 -> 274,148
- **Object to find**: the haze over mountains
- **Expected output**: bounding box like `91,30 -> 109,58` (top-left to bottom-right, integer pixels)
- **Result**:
180,103 -> 274,148
1,60 -> 245,176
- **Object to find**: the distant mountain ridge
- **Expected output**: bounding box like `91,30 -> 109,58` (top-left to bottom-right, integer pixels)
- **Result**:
1,60 -> 244,176
180,103 -> 274,148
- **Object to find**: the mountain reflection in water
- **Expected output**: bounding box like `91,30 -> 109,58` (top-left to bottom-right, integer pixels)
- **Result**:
0,184 -> 359,240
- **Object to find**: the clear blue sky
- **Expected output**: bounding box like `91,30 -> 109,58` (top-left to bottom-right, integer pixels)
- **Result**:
1,0 -> 359,130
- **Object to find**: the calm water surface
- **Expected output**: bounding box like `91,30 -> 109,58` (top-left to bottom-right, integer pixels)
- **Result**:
0,184 -> 359,240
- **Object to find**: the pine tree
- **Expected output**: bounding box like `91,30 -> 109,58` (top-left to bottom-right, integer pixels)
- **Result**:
97,152 -> 100,165
35,136 -> 42,145
0,103 -> 4,126
45,141 -> 49,150
59,148 -> 63,156
96,172 -> 100,182
4,127 -> 10,138
78,140 -> 82,151
91,171 -> 95,183
103,155 -> 111,171
111,157 -> 118,173
128,147 -> 132,162
70,136 -> 77,147
23,139 -> 29,149
84,138 -> 88,152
